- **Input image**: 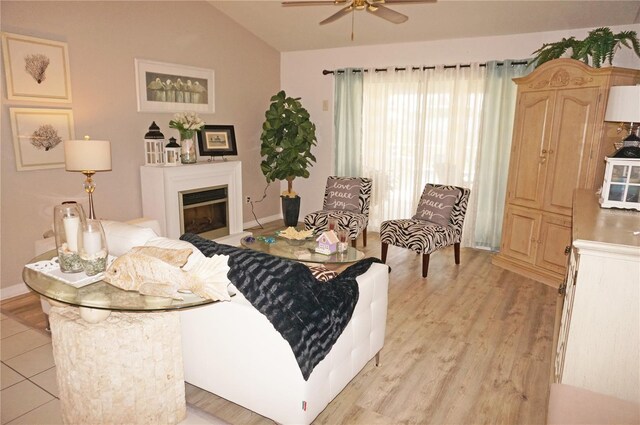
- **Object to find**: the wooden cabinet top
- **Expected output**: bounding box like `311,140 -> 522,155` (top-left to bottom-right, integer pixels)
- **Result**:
514,59 -> 640,91
573,189 -> 640,254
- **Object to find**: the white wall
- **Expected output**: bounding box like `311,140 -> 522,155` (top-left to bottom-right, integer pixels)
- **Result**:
281,24 -> 640,218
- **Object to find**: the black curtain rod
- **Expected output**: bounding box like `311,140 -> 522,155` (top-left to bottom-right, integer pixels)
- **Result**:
322,60 -> 530,75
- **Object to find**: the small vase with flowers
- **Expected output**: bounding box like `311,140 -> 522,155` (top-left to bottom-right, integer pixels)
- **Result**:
169,112 -> 205,164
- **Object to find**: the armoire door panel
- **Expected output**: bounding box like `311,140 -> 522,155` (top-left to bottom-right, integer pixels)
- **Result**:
500,207 -> 541,263
544,87 -> 600,215
508,91 -> 554,208
536,214 -> 572,274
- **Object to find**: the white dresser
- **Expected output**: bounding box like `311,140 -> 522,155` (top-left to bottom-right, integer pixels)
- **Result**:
554,189 -> 640,403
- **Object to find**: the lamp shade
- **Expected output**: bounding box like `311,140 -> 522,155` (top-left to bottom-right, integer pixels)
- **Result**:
64,139 -> 112,172
605,85 -> 640,123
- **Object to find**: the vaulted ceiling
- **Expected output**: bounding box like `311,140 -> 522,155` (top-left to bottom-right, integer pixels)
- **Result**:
208,0 -> 640,52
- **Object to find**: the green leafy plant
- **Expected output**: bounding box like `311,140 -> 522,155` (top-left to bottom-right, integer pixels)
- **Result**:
531,27 -> 640,68
260,90 -> 317,198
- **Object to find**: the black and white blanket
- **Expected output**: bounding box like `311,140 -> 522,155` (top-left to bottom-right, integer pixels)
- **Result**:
180,233 -> 381,380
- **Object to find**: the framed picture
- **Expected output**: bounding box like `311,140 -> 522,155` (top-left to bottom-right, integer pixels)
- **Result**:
2,32 -> 72,102
10,107 -> 75,171
197,125 -> 238,157
135,58 -> 215,113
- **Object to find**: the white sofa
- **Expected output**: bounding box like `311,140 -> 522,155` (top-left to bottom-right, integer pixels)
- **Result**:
180,260 -> 389,425
40,220 -> 389,424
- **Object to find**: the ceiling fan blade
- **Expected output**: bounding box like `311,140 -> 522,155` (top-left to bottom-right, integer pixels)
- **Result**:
367,4 -> 408,23
320,5 -> 353,25
379,0 -> 437,3
282,1 -> 346,6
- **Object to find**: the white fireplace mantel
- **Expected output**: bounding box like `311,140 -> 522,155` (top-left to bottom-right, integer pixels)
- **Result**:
140,161 -> 250,245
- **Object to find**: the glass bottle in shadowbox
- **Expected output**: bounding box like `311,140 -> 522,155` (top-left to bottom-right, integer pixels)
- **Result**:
77,219 -> 109,276
169,112 -> 205,164
53,202 -> 86,273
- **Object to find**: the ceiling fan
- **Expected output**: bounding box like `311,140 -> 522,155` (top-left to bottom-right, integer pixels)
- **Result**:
282,0 -> 437,26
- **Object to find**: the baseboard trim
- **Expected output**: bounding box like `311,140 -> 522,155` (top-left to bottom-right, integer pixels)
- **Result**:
243,214 -> 282,230
492,254 -> 562,288
1,282 -> 30,300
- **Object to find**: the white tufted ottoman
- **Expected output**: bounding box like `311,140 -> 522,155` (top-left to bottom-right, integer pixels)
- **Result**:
50,306 -> 186,425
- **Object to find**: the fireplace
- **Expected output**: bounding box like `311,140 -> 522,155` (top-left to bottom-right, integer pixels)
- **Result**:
179,185 -> 229,239
140,161 -> 251,246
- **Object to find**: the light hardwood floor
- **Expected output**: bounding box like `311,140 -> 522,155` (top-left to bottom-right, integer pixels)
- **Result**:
2,222 -> 559,424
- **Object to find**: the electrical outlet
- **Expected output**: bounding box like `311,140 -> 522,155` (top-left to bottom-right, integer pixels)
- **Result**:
245,196 -> 251,204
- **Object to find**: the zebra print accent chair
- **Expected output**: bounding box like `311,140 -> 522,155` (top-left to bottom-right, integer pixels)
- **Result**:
304,177 -> 372,248
380,184 -> 470,278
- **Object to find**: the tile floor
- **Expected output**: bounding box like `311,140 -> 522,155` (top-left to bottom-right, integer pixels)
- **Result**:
0,310 -> 226,425
0,312 -> 61,425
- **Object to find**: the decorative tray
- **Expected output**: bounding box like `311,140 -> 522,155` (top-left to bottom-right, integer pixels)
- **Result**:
25,256 -> 116,288
275,228 -> 315,246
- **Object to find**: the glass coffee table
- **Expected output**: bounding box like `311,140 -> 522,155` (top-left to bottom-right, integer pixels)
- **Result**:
241,235 -> 365,264
23,250 -> 216,312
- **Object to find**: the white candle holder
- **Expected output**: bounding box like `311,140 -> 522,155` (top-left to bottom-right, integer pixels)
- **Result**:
53,202 -> 86,273
78,219 -> 109,276
164,137 -> 181,166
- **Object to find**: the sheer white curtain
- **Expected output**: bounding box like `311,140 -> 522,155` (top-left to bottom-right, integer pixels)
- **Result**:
361,65 -> 485,247
334,69 -> 364,176
473,60 -> 530,250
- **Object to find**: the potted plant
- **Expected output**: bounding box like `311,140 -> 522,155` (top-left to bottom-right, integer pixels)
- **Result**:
531,27 -> 640,68
260,90 -> 318,226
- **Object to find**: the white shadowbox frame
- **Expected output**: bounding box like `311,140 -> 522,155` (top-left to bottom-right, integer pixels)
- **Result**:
10,107 -> 75,171
2,32 -> 72,103
135,59 -> 215,113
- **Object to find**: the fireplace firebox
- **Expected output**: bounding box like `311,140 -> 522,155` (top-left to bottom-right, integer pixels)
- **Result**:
179,185 -> 229,239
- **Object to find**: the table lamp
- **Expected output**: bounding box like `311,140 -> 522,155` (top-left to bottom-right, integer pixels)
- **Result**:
605,84 -> 640,148
64,136 -> 112,219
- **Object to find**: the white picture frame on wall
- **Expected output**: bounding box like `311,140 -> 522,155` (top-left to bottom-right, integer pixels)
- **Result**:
10,107 -> 75,171
135,58 -> 215,113
1,32 -> 73,103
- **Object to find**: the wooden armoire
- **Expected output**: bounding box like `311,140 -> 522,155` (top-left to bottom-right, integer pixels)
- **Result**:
492,59 -> 640,287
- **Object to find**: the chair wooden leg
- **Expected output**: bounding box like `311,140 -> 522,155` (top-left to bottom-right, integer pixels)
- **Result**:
422,253 -> 430,278
362,228 -> 368,247
351,239 -> 357,248
454,242 -> 460,264
381,243 -> 388,263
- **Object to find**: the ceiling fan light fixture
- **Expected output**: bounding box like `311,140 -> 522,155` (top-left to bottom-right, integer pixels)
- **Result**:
353,0 -> 366,9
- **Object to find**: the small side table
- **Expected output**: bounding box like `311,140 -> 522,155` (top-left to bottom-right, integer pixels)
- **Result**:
23,250 -> 217,425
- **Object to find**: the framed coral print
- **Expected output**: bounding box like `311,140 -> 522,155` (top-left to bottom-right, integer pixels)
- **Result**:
2,32 -> 72,102
197,125 -> 237,158
10,108 -> 75,171
135,58 -> 215,113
